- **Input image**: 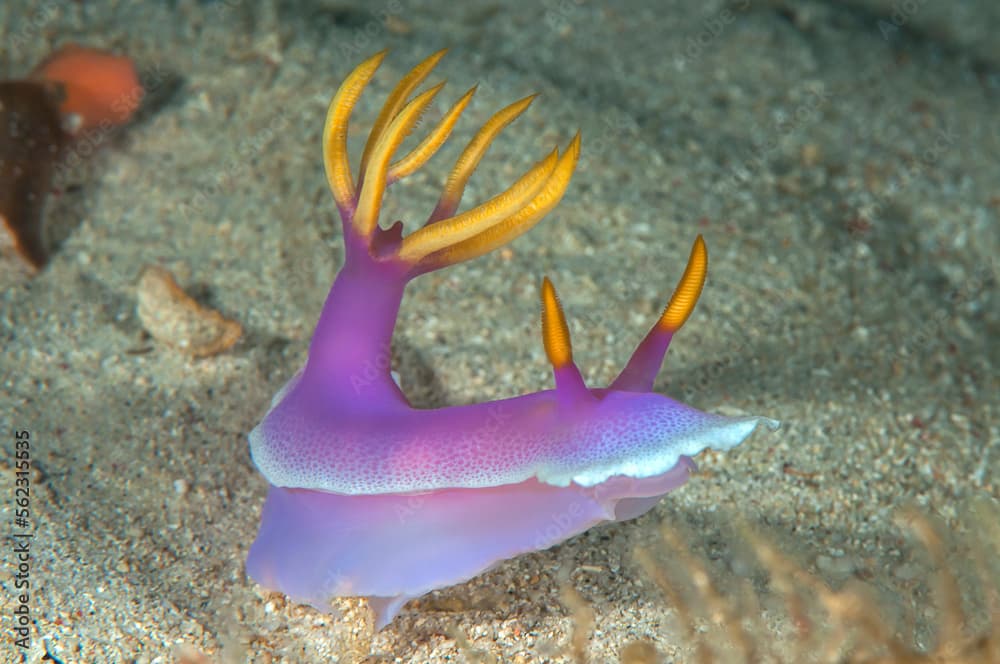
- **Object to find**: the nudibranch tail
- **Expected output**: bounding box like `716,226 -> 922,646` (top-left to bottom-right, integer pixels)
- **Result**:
612,235 -> 708,392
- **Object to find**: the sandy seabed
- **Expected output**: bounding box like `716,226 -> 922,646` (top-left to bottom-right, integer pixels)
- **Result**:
1,0 -> 998,662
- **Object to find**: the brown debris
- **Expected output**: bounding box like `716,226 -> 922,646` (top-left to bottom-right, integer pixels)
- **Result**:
620,640 -> 664,664
800,142 -> 821,167
136,265 -> 242,357
173,643 -> 214,664
558,567 -> 596,664
0,79 -> 69,282
635,502 -> 1000,664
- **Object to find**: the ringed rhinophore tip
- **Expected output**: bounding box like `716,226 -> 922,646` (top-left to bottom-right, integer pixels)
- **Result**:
657,234 -> 707,333
540,276 -> 590,399
541,276 -> 572,369
611,234 -> 709,392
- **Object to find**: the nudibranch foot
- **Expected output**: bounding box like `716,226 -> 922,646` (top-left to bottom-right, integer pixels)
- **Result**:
248,458 -> 695,628
247,50 -> 779,630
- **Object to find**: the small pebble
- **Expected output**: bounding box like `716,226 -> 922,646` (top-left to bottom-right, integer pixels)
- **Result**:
136,265 -> 242,357
620,640 -> 662,664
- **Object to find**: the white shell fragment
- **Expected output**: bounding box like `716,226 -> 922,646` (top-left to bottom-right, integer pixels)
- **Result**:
136,265 -> 242,357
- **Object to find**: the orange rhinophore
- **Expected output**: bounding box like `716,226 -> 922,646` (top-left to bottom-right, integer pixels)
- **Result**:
31,44 -> 142,134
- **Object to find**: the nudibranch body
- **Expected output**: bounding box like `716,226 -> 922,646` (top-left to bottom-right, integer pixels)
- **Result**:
247,50 -> 778,628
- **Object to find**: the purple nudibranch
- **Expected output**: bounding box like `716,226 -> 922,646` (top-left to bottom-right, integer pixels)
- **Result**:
247,50 -> 778,629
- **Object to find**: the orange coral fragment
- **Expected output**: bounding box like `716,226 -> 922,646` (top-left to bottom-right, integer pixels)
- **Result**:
32,44 -> 143,134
